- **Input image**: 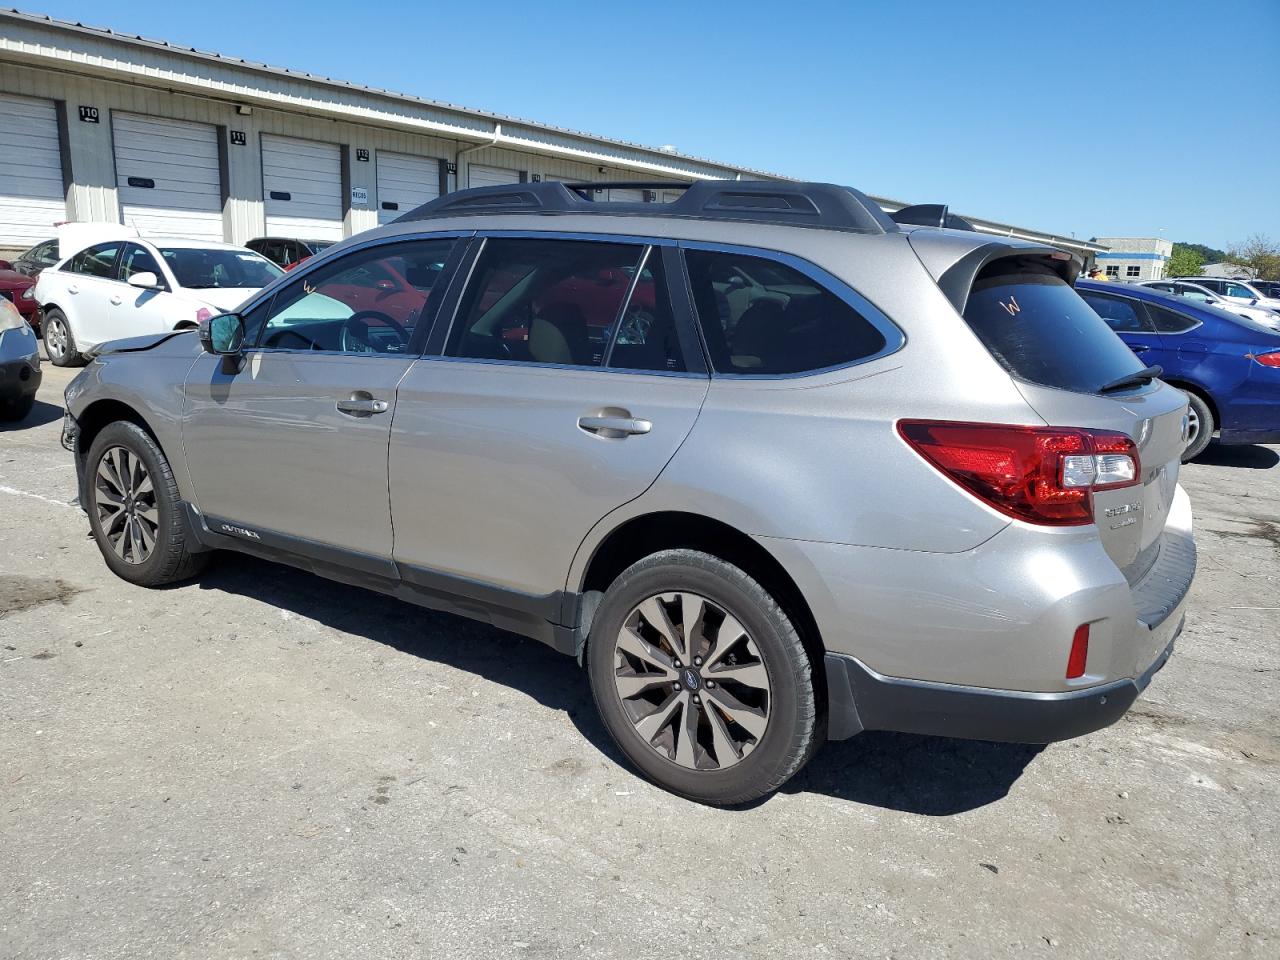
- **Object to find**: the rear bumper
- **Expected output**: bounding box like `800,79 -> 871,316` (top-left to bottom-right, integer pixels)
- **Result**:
826,631 -> 1178,743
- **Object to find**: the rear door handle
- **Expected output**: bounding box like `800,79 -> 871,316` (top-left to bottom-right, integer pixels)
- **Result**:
109,295 -> 122,305
578,414 -> 652,438
336,395 -> 389,417
1131,344 -> 1151,353
68,285 -> 79,294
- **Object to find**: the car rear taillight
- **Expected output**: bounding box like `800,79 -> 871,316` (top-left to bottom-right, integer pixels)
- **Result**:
1066,624 -> 1090,679
897,421 -> 1141,526
195,308 -> 213,324
1250,351 -> 1280,368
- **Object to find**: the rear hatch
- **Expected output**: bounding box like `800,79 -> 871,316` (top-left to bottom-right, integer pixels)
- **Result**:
958,257 -> 1188,583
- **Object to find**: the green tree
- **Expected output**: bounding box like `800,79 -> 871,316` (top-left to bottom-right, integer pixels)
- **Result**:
1172,241 -> 1227,263
1165,244 -> 1205,279
1225,234 -> 1280,280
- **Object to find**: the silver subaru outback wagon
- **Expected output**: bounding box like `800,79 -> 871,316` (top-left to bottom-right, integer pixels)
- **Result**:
62,181 -> 1195,805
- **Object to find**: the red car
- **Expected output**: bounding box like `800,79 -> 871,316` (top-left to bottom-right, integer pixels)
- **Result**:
0,260 -> 39,332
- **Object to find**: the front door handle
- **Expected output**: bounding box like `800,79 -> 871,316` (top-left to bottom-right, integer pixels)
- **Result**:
336,394 -> 389,417
109,295 -> 122,305
1131,344 -> 1151,353
68,285 -> 79,295
578,414 -> 652,438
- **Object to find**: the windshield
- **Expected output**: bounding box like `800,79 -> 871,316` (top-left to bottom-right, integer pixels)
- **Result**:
159,247 -> 283,289
963,264 -> 1145,394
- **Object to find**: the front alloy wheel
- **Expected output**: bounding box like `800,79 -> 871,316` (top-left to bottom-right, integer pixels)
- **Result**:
613,591 -> 772,770
94,445 -> 159,564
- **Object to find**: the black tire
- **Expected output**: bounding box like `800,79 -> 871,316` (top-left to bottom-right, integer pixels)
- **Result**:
42,308 -> 82,367
0,393 -> 35,423
1181,391 -> 1215,462
587,549 -> 818,806
84,420 -> 208,586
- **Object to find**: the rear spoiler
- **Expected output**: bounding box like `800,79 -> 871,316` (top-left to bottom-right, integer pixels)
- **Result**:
889,203 -> 978,232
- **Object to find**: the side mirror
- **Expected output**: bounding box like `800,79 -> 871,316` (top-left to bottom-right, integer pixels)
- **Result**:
0,259 -> 12,270
127,271 -> 161,289
199,312 -> 245,356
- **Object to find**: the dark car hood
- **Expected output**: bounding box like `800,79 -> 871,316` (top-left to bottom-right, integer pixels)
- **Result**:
91,330 -> 198,357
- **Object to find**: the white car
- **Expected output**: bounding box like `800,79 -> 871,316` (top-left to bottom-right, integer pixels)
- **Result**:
33,234 -> 283,366
1137,279 -> 1280,331
1167,276 -> 1280,314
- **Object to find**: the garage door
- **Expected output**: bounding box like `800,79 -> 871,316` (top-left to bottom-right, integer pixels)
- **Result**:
607,188 -> 647,202
376,151 -> 440,225
262,134 -> 344,242
114,113 -> 223,241
0,94 -> 66,247
468,164 -> 521,189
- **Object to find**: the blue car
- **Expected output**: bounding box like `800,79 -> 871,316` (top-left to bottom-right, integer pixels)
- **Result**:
1076,279 -> 1280,460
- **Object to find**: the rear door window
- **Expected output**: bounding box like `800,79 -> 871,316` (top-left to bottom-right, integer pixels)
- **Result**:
68,243 -> 122,279
447,237 -> 646,368
962,264 -> 1144,394
683,248 -> 887,374
1147,303 -> 1200,333
1078,292 -> 1155,333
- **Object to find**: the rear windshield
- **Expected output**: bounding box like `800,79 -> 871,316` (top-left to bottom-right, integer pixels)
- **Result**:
159,248 -> 283,290
963,263 -> 1145,394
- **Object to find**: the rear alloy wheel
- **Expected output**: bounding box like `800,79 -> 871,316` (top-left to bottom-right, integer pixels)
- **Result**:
85,421 -> 207,586
1181,392 -> 1214,462
613,592 -> 772,771
43,309 -> 80,367
588,549 -> 817,805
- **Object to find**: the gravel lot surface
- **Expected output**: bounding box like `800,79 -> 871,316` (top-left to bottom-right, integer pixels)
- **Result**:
3,360 -> 1278,959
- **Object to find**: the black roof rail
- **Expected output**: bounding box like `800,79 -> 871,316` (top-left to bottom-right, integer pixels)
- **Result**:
560,181 -> 690,196
889,203 -> 978,232
395,180 -> 897,235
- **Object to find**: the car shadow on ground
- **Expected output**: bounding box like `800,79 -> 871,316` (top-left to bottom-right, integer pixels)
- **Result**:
1194,442 -> 1279,470
0,398 -> 64,431
197,554 -> 1039,814
778,732 -> 1042,815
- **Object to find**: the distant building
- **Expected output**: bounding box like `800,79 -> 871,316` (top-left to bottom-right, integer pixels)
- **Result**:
1200,262 -> 1253,278
1093,237 -> 1173,281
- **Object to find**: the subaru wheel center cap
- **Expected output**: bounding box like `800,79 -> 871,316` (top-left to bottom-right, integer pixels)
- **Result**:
683,668 -> 701,692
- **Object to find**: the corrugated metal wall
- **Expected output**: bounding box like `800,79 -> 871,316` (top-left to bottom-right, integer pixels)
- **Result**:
0,61 -> 697,249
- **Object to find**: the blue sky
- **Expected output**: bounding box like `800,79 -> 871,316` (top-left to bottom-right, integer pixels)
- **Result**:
32,0 -> 1280,249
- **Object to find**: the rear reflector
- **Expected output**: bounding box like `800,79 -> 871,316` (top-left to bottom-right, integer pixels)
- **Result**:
1066,623 -> 1090,679
897,421 -> 1141,526
1251,351 -> 1280,368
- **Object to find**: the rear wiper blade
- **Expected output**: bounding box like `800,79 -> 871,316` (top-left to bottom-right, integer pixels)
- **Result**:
1098,364 -> 1162,394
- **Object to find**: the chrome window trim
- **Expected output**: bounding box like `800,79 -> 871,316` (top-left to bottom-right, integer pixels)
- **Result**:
477,229 -> 677,247
417,353 -> 708,380
676,239 -> 906,380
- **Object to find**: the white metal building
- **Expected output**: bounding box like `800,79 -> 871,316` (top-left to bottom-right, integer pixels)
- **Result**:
1092,237 -> 1173,281
0,9 -> 1104,260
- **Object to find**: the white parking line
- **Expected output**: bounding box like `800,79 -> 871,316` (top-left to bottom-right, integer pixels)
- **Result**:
0,485 -> 77,510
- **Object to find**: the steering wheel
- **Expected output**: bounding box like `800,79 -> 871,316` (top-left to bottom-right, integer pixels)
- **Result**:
339,310 -> 410,353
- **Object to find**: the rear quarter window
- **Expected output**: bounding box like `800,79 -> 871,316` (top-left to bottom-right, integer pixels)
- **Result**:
684,248 -> 890,375
962,264 -> 1145,394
